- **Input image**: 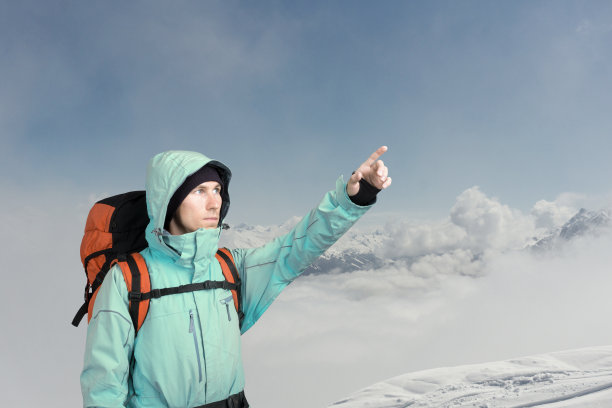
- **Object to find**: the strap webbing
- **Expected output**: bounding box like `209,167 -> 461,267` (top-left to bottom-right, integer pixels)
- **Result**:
71,302 -> 89,327
125,254 -> 141,330
71,267 -> 111,327
130,280 -> 239,301
83,248 -> 113,272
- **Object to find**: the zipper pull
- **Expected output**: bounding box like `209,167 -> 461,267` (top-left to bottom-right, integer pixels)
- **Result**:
220,295 -> 233,322
224,303 -> 231,321
189,310 -> 195,333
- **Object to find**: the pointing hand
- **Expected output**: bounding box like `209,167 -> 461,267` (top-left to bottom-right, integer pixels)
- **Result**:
347,146 -> 392,196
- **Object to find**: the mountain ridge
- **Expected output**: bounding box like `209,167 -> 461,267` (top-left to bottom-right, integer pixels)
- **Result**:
221,206 -> 612,276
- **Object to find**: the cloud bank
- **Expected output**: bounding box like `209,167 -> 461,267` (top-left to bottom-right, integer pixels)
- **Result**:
241,186 -> 612,408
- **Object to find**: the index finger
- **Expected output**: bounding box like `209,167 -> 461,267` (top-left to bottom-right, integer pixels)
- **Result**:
363,145 -> 388,167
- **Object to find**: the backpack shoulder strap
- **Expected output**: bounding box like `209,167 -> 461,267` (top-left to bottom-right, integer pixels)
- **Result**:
113,252 -> 151,334
215,248 -> 244,327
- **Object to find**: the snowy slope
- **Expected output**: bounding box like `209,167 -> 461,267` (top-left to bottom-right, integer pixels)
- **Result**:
330,346 -> 612,408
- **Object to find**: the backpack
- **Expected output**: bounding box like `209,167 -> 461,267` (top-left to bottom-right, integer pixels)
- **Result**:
72,190 -> 244,334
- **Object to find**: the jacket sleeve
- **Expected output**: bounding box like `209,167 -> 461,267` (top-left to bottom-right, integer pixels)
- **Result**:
231,176 -> 373,333
80,265 -> 134,407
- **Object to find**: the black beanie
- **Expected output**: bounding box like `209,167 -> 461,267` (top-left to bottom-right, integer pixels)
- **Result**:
164,165 -> 223,229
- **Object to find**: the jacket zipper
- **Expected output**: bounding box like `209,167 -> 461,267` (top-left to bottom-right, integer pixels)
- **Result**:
220,295 -> 234,322
189,310 -> 203,382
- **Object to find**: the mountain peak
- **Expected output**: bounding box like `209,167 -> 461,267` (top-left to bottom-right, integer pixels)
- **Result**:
530,207 -> 611,251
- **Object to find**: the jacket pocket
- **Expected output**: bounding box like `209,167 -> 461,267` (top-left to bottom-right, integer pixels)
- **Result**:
189,310 -> 203,382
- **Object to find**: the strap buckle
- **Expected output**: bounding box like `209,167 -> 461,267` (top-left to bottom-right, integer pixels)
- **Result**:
128,292 -> 142,301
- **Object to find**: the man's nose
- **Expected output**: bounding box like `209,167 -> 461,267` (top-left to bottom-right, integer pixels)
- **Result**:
206,195 -> 221,209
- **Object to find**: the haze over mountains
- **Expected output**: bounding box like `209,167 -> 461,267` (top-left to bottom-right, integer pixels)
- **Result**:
221,190 -> 612,279
226,186 -> 612,407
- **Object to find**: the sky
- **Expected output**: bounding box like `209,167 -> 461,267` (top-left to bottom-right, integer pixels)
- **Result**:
1,0 -> 612,407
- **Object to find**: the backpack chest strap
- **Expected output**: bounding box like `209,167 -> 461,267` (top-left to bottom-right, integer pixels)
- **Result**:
130,280 -> 240,301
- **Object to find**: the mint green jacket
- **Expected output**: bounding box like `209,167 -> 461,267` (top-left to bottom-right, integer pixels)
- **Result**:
80,151 -> 372,407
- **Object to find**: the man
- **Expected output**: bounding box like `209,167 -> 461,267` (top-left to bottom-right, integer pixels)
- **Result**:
81,147 -> 391,407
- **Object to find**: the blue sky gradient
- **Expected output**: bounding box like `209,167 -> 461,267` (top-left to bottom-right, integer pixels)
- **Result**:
2,0 -> 612,224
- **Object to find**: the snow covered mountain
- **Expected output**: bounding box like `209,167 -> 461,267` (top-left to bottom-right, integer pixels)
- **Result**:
222,206 -> 612,277
219,218 -> 388,274
529,208 -> 611,251
329,345 -> 612,407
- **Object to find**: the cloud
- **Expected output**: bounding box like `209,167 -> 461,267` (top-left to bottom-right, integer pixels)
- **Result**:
575,18 -> 612,35
531,198 -> 577,229
427,232 -> 612,364
242,187 -> 612,407
377,187 -> 538,285
383,186 -> 539,264
450,187 -> 534,251
383,219 -> 467,258
243,225 -> 612,408
0,2 -> 294,182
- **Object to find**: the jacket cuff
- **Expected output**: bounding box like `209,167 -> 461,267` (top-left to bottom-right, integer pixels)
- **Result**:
336,176 -> 376,211
349,178 -> 380,206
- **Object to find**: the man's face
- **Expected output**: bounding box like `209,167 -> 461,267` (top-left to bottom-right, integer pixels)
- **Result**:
169,181 -> 222,235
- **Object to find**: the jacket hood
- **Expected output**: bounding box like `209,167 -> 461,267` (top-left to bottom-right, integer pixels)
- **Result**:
144,151 -> 231,256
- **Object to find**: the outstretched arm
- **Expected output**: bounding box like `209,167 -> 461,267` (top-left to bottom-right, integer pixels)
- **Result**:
233,146 -> 392,333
